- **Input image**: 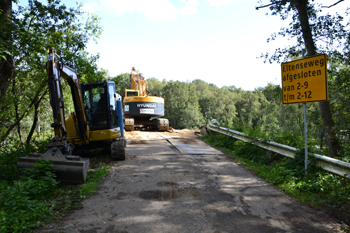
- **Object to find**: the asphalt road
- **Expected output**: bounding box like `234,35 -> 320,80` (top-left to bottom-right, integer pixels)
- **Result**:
37,130 -> 341,233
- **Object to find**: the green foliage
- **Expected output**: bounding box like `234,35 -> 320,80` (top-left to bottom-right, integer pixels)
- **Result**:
111,73 -> 131,98
328,60 -> 350,160
147,77 -> 165,96
0,160 -> 59,233
284,151 -> 320,179
21,160 -> 60,194
0,137 -> 50,182
0,137 -> 112,232
259,1 -> 349,64
0,0 -> 104,147
163,81 -> 204,129
194,80 -> 237,126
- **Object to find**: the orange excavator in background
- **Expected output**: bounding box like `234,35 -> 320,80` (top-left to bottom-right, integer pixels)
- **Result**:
123,67 -> 169,131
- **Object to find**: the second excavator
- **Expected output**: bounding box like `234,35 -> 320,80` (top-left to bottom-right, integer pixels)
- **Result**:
123,67 -> 169,131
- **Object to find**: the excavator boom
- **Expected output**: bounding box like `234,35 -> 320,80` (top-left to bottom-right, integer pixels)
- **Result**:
17,48 -> 90,184
131,67 -> 149,96
47,49 -> 89,144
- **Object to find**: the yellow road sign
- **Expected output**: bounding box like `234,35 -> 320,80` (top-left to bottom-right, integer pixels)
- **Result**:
281,54 -> 328,104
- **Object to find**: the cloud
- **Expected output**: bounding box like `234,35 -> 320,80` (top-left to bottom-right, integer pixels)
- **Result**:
179,0 -> 199,17
206,0 -> 231,8
82,0 -> 235,22
81,1 -> 99,14
116,0 -> 178,22
82,0 -> 202,22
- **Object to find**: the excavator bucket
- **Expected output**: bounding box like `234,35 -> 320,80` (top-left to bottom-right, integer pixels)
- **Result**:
17,147 -> 89,184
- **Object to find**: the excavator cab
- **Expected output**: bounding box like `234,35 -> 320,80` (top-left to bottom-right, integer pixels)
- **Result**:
65,81 -> 124,145
125,90 -> 139,97
81,81 -> 119,130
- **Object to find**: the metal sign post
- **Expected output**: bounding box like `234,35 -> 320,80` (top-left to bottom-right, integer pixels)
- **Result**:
304,103 -> 308,176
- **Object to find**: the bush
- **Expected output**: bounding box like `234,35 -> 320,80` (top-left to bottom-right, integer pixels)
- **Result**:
0,160 -> 59,232
0,137 -> 50,182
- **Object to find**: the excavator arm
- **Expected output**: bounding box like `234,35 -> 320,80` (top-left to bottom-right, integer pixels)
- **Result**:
130,67 -> 150,96
47,48 -> 89,146
17,49 -> 90,184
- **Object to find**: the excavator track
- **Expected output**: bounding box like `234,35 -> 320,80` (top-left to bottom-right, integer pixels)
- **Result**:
111,137 -> 126,160
124,118 -> 134,131
157,118 -> 169,131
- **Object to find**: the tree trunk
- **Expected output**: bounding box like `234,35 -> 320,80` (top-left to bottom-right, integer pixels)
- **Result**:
293,0 -> 340,157
318,102 -> 339,156
0,83 -> 47,147
26,102 -> 40,144
320,128 -> 324,150
26,88 -> 48,144
12,77 -> 23,142
0,0 -> 14,107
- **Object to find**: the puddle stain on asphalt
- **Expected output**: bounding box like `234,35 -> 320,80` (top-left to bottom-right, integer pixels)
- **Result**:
137,181 -> 201,201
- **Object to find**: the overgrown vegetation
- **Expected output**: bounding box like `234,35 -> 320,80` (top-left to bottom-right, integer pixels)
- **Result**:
0,3 -> 111,230
0,140 -> 111,233
201,132 -> 350,227
0,0 -> 349,231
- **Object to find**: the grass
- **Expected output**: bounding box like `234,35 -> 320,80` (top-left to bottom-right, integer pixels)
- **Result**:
0,143 -> 112,233
200,133 -> 350,232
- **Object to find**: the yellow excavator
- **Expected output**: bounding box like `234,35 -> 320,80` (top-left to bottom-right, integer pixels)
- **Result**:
17,48 -> 126,184
123,67 -> 169,131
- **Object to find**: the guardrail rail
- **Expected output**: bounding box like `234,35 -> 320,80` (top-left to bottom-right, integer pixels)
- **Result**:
207,120 -> 350,178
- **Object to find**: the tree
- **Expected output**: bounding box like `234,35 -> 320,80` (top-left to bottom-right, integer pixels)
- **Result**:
162,81 -> 204,129
111,73 -> 131,98
147,77 -> 164,97
256,0 -> 349,157
193,80 -> 237,126
0,0 -> 103,146
327,60 -> 350,154
0,0 -> 14,107
228,89 -> 261,129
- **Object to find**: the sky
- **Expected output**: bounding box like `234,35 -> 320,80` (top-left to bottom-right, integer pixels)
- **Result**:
81,0 -> 287,90
19,0 -> 346,90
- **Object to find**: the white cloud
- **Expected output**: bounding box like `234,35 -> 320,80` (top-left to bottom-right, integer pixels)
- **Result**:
206,0 -> 231,8
116,0 -> 178,22
180,0 -> 199,17
82,0 -> 179,22
82,0 -> 203,22
81,1 -> 99,14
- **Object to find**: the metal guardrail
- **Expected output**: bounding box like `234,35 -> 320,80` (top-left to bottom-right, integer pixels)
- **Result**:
207,121 -> 350,178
